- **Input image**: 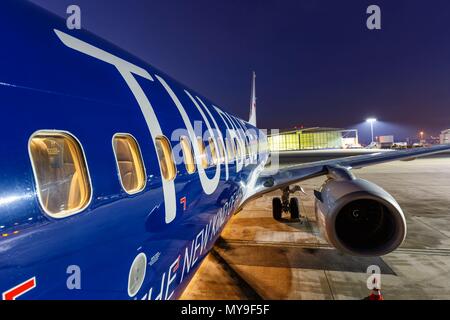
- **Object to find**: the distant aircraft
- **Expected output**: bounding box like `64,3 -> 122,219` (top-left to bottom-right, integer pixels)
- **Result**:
1,0 -> 449,300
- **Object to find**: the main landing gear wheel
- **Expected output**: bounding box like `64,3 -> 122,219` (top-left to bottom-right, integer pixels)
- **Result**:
271,186 -> 304,221
289,197 -> 300,220
272,198 -> 282,220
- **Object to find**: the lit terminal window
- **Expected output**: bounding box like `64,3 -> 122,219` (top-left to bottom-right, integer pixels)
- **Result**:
180,136 -> 196,174
112,134 -> 146,194
29,131 -> 91,217
155,136 -> 177,181
197,138 -> 209,169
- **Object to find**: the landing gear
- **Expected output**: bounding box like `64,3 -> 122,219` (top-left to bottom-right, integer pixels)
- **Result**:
272,185 -> 304,221
289,197 -> 300,220
272,198 -> 282,220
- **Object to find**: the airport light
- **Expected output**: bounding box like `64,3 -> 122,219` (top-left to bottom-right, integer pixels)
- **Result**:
419,131 -> 425,145
366,118 -> 377,143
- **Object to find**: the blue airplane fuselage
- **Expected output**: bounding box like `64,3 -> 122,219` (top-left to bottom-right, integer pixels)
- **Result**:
0,1 -> 268,299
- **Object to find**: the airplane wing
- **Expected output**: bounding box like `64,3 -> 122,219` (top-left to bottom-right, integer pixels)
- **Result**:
242,144 -> 450,205
272,149 -> 391,166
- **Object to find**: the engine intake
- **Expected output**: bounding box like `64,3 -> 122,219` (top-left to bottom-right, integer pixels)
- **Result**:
315,178 -> 406,256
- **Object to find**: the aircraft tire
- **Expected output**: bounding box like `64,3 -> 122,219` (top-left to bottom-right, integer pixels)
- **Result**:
272,198 -> 282,220
289,197 -> 300,220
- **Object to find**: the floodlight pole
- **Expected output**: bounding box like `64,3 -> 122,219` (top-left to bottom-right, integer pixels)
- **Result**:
366,118 -> 377,144
370,121 -> 374,143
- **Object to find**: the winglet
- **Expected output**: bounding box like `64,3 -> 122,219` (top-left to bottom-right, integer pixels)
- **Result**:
248,71 -> 257,126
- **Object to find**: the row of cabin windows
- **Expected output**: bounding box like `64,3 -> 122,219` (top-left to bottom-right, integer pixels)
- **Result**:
28,131 -> 265,219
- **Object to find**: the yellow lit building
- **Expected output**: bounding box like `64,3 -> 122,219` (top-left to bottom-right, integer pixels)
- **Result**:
268,128 -> 359,151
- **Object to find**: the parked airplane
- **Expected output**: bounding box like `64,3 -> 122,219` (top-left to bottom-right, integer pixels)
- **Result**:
1,1 -> 449,300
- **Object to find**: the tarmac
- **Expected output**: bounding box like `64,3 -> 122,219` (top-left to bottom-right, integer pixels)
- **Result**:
181,153 -> 450,300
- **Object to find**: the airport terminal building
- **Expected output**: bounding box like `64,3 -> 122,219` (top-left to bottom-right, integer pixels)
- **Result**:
267,127 -> 359,151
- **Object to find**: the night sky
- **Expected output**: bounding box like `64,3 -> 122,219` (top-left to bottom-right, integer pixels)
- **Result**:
30,0 -> 450,143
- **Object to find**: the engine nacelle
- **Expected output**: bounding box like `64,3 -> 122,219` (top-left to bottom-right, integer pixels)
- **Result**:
315,178 -> 406,256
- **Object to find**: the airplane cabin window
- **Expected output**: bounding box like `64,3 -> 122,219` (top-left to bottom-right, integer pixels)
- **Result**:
180,136 -> 196,174
155,136 -> 177,181
208,137 -> 218,165
225,138 -> 234,162
197,138 -> 209,169
217,138 -> 226,163
29,131 -> 91,218
250,138 -> 254,156
234,138 -> 242,157
245,138 -> 250,156
112,134 -> 146,194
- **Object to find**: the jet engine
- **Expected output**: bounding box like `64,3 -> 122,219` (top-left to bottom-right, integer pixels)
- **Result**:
315,168 -> 406,256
